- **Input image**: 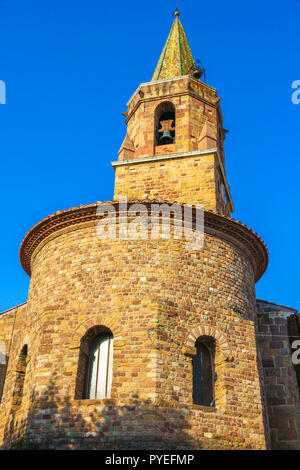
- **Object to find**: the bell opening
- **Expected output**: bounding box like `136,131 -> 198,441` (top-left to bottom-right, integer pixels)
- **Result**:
155,102 -> 176,147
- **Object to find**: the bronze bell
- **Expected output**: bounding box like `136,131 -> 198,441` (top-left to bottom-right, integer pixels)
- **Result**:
159,130 -> 173,145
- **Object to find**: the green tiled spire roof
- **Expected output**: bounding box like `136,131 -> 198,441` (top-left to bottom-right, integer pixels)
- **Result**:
152,10 -> 195,81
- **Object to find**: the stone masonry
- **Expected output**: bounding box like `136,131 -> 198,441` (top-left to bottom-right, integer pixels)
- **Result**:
0,11 -> 299,450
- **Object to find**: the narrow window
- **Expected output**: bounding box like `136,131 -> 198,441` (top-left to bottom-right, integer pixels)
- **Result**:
86,334 -> 113,399
193,338 -> 215,406
0,341 -> 7,403
222,184 -> 227,204
12,345 -> 28,410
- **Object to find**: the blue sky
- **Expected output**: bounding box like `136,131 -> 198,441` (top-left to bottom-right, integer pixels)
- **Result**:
0,0 -> 299,312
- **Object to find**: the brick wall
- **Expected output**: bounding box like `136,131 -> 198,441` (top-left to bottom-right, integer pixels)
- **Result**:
113,152 -> 226,213
0,305 -> 24,403
257,299 -> 300,449
0,212 -> 267,449
123,78 -> 219,160
115,76 -> 232,217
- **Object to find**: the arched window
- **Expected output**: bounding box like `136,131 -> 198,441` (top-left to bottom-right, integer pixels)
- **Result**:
75,326 -> 115,400
12,345 -> 28,410
86,333 -> 113,399
155,101 -> 176,146
192,337 -> 215,406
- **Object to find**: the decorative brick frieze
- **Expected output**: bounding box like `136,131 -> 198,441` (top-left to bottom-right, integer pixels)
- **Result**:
19,201 -> 268,281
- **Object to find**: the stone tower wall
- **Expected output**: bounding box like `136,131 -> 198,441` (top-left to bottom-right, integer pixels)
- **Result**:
114,76 -> 233,217
113,151 -> 224,212
124,78 -> 219,159
257,300 -> 300,449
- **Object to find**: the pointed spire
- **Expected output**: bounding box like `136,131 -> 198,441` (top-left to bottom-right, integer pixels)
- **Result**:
152,11 -> 195,81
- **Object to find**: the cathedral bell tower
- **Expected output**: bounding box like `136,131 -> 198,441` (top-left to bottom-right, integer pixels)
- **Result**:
112,10 -> 234,217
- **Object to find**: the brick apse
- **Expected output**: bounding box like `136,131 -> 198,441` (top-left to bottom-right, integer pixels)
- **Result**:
0,11 -> 299,450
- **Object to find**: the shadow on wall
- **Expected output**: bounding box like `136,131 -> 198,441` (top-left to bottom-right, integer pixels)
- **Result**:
2,378 -> 203,450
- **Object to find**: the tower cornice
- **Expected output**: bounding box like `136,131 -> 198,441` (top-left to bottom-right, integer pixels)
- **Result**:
127,75 -> 217,107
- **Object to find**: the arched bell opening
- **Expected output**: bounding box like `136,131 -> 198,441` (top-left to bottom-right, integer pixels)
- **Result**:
154,101 -> 176,146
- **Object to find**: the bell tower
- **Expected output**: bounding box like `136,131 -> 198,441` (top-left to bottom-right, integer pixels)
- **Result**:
112,9 -> 234,216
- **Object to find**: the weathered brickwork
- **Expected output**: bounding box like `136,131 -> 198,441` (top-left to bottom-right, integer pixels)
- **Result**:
113,76 -> 233,217
257,300 -> 300,449
0,305 -> 26,404
123,79 -> 219,159
0,206 -> 268,449
114,152 -> 226,214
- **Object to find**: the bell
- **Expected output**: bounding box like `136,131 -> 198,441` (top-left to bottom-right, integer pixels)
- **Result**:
193,70 -> 201,80
159,130 -> 173,145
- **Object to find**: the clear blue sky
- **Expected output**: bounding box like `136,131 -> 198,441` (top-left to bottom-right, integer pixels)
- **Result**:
0,0 -> 299,312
